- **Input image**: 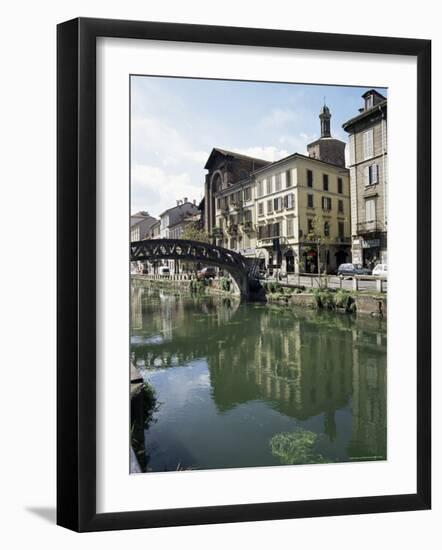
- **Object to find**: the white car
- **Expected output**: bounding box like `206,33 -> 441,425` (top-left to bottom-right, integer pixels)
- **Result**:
372,263 -> 387,277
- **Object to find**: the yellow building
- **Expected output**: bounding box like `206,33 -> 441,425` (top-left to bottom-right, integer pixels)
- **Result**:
254,153 -> 351,274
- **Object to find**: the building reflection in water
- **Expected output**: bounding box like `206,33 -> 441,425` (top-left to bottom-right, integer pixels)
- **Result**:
131,280 -> 386,469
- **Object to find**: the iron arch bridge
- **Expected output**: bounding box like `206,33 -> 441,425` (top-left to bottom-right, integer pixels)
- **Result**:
130,239 -> 260,300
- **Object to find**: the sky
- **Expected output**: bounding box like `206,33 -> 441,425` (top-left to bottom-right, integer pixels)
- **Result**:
131,76 -> 387,218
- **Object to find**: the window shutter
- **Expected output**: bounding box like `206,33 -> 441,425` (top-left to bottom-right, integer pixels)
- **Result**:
372,164 -> 378,183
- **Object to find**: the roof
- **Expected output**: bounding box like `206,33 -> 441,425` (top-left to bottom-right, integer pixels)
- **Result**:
158,201 -> 199,219
362,89 -> 387,100
342,99 -> 387,131
130,213 -> 157,228
251,151 -> 349,176
204,147 -> 271,169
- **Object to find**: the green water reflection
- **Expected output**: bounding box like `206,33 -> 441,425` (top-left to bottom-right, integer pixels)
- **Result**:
131,282 -> 387,472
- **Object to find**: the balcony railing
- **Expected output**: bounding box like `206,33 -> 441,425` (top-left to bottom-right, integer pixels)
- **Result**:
357,221 -> 385,234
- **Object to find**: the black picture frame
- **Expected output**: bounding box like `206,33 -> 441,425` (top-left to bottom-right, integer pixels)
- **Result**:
57,17 -> 431,532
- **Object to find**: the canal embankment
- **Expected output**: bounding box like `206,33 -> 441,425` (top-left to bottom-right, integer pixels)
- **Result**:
132,273 -> 240,298
132,274 -> 387,318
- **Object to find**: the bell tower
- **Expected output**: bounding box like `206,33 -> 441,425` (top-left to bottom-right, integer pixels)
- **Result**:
306,103 -> 346,167
319,103 -> 331,138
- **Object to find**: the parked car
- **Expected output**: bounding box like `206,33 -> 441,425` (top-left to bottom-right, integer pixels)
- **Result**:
372,263 -> 388,277
158,266 -> 170,275
337,263 -> 372,277
197,267 -> 217,280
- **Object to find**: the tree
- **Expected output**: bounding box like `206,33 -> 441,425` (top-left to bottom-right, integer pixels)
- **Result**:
305,214 -> 332,287
181,223 -> 210,243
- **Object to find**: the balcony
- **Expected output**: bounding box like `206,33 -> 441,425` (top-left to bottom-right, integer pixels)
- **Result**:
226,223 -> 238,235
242,221 -> 255,233
357,221 -> 384,234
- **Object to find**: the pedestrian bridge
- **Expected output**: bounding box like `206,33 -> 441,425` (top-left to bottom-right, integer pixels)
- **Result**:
130,238 -> 260,300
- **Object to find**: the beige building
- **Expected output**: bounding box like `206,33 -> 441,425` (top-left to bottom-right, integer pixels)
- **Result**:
208,105 -> 351,274
253,154 -> 350,274
343,89 -> 388,267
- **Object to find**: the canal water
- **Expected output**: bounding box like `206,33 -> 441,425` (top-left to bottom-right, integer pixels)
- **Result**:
131,283 -> 387,473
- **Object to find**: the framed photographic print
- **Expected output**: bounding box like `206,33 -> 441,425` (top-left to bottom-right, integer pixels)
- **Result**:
57,17 -> 431,532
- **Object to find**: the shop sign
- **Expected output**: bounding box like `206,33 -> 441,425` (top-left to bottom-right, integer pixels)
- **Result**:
362,238 -> 380,249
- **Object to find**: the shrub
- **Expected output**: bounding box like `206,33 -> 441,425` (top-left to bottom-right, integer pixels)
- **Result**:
190,278 -> 207,294
220,276 -> 231,292
270,429 -> 325,465
335,289 -> 355,312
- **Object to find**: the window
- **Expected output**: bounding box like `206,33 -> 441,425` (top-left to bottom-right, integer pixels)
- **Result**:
286,170 -> 292,188
266,177 -> 273,195
229,194 -> 235,205
274,197 -> 283,211
216,198 -> 221,210
338,177 -> 343,194
364,164 -> 378,186
324,221 -> 330,237
307,169 -> 313,188
230,238 -> 237,249
322,196 -> 332,210
258,202 -> 264,216
244,209 -> 252,222
338,199 -> 344,214
236,190 -> 242,203
267,199 -> 273,214
338,221 -> 345,238
257,181 -> 263,197
244,187 -> 251,201
365,199 -> 376,221
284,193 -> 295,209
323,174 -> 329,191
365,94 -> 373,110
307,193 -> 314,208
363,129 -> 374,160
307,218 -> 314,233
286,218 -> 294,237
275,173 -> 282,192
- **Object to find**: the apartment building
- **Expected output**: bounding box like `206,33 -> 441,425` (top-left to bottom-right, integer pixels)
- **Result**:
343,89 -> 388,267
130,211 -> 157,242
253,154 -> 350,274
213,177 -> 257,257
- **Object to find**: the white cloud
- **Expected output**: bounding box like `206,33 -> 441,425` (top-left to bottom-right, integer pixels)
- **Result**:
131,164 -> 203,217
132,116 -> 208,169
236,146 -> 290,162
259,108 -> 298,130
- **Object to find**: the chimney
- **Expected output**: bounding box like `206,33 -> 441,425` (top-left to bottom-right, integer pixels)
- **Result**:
193,199 -> 196,205
184,197 -> 188,203
176,200 -> 180,206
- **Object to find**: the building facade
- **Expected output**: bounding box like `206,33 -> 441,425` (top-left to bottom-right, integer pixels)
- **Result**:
130,211 -> 157,242
207,105 -> 351,274
253,154 -> 350,274
203,148 -> 270,235
343,89 -> 388,267
159,199 -> 200,239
